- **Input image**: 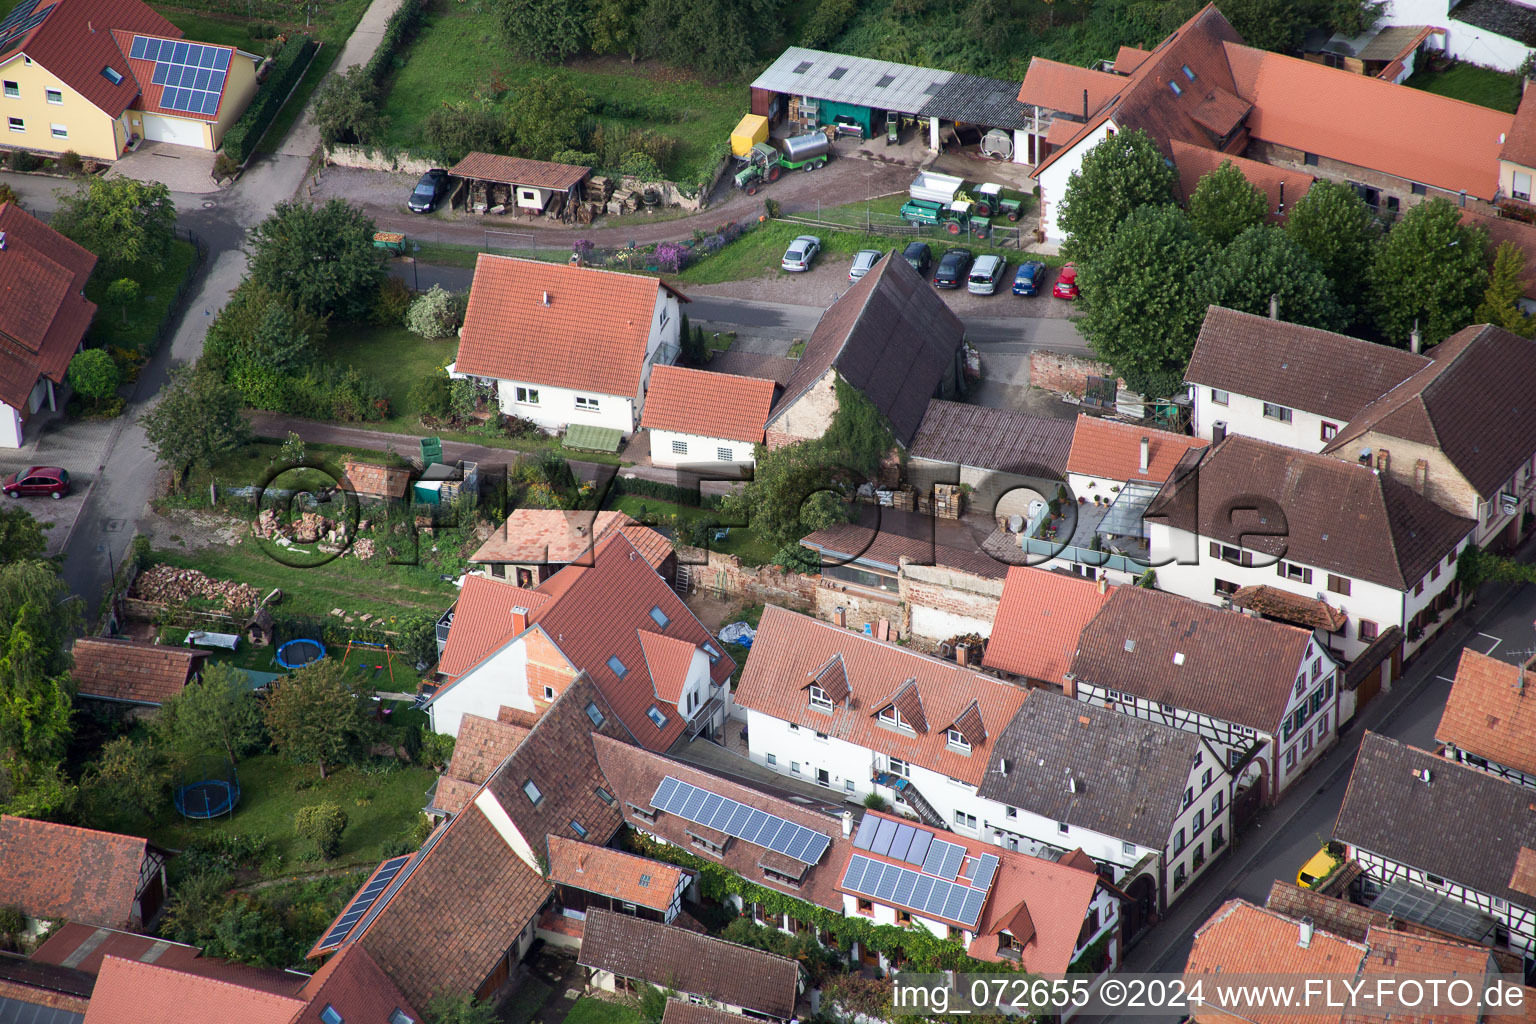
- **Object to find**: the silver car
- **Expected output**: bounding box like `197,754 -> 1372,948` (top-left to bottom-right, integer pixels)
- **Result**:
967,254 -> 1007,295
781,235 -> 822,272
848,249 -> 883,282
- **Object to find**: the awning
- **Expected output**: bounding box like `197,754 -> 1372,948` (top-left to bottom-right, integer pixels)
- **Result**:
564,424 -> 623,452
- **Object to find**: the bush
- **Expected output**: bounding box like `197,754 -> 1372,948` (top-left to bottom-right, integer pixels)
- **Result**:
801,0 -> 857,48
423,106 -> 507,164
294,802 -> 348,859
862,792 -> 890,812
213,150 -> 241,180
222,35 -> 317,164
8,150 -> 40,172
364,0 -> 426,86
611,475 -> 700,505
0,905 -> 24,937
312,65 -> 388,148
67,349 -> 121,403
405,285 -> 465,339
618,150 -> 663,181
419,731 -> 455,770
409,369 -> 453,421
373,276 -> 413,326
56,150 -> 83,174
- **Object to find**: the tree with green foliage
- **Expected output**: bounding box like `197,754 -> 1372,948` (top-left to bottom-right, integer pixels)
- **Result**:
405,285 -> 465,340
263,658 -> 373,779
504,77 -> 593,162
640,985 -> 673,1024
67,349 -> 121,406
83,736 -> 174,820
205,284 -> 327,373
294,802 -> 348,859
1058,129 -> 1176,262
155,662 -> 266,767
495,0 -> 589,61
1079,205 -> 1212,398
104,278 -> 140,324
246,199 -> 386,321
634,0 -> 779,75
1457,543 -> 1536,591
719,440 -> 851,552
1284,179 -> 1380,315
52,177 -> 175,279
1369,197 -> 1489,347
1187,161 -> 1269,245
1475,241 -> 1534,336
0,560 -> 79,815
409,368 -> 453,422
423,105 -> 509,165
311,64 -> 389,148
0,507 -> 50,564
424,993 -> 501,1024
142,363 -> 251,483
1208,226 -> 1343,330
0,182 -> 17,207
801,0 -> 857,48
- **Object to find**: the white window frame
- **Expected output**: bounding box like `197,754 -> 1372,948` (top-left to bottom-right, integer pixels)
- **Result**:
50,123 -> 66,139
808,685 -> 833,710
6,117 -> 23,133
716,447 -> 733,462
1262,402 -> 1293,423
954,811 -> 978,830
1516,170 -> 1533,202
671,439 -> 688,455
515,386 -> 539,405
1209,388 -> 1229,406
945,728 -> 971,752
887,756 -> 910,778
2,81 -> 17,98
45,89 -> 61,105
574,395 -> 601,412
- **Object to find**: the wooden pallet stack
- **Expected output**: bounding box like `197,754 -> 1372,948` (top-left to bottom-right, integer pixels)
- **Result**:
932,483 -> 963,519
583,176 -> 613,220
607,186 -> 641,216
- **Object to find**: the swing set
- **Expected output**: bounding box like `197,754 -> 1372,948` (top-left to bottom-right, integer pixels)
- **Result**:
340,639 -> 404,686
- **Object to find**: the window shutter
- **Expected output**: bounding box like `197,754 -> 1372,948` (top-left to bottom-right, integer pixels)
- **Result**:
1209,541 -> 1220,557
1303,568 -> 1313,585
1277,561 -> 1286,578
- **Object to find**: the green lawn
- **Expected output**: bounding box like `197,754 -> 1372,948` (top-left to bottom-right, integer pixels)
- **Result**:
608,494 -> 775,566
377,7 -> 744,183
84,239 -> 199,354
563,998 -> 646,1024
156,7 -> 269,51
1404,60 -> 1521,113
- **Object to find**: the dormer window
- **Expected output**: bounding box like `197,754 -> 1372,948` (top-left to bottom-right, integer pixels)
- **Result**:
946,728 -> 971,753
809,685 -> 833,710
878,706 -> 908,730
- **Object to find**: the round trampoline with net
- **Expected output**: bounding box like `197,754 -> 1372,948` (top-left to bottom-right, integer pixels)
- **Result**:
174,758 -> 240,820
276,638 -> 326,669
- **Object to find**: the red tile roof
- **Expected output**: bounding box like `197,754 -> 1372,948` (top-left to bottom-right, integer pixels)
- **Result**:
640,364 -> 776,444
1502,87 -> 1536,169
32,923 -> 204,976
547,835 -> 685,912
1462,210 -> 1536,296
1230,585 -> 1349,632
81,956 -> 305,1024
1347,927 -> 1494,1024
1435,648 -> 1536,778
1114,45 -> 1151,73
967,842 -> 1100,974
339,459 -> 410,499
1170,141 -> 1314,222
469,509 -> 670,569
71,637 -> 208,705
293,943 -> 421,1024
735,604 -> 1029,785
638,629 -> 698,705
436,573 -> 551,681
457,254 -> 687,398
0,815 -> 151,928
0,0 -> 180,119
434,713 -> 529,815
0,202 -> 98,409
982,568 -> 1114,684
447,153 -> 590,190
1224,40 -> 1512,199
1018,57 -> 1122,115
1065,415 -> 1207,483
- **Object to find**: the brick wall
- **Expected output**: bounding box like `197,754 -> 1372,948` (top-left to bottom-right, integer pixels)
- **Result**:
898,565 -> 1003,641
1029,350 -> 1123,398
812,581 -> 900,635
689,549 -> 819,609
1247,140 -> 1500,223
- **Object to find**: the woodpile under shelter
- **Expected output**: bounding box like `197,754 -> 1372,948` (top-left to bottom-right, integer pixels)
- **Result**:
448,153 -> 591,221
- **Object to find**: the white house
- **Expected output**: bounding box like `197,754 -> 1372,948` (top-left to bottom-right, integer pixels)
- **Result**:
1335,732 -> 1536,969
638,364 -> 776,472
1184,306 -> 1431,454
427,532 -> 734,749
732,604 -> 1030,834
1066,584 -> 1341,806
1435,648 -> 1536,791
452,254 -> 688,437
1374,0 -> 1532,71
975,688 -> 1233,935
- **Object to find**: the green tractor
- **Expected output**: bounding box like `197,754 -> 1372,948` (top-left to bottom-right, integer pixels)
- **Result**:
734,134 -> 832,195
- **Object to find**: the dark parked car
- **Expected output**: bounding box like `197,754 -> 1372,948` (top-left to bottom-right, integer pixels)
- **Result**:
902,241 -> 931,276
1012,260 -> 1047,296
3,466 -> 69,499
408,168 -> 451,213
934,248 -> 973,289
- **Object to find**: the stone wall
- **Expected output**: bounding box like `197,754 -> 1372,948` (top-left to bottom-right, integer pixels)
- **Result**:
812,581 -> 900,635
326,145 -> 437,175
899,564 -> 1003,641
687,548 -> 818,609
1247,140 -> 1500,223
1029,350 -> 1123,398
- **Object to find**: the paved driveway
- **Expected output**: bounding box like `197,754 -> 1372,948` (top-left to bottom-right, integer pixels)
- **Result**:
109,141 -> 222,193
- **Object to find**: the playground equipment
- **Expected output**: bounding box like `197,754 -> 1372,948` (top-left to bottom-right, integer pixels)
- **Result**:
275,638 -> 326,669
174,758 -> 240,820
341,639 -> 403,687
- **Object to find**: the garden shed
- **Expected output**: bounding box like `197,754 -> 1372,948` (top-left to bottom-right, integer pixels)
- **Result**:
340,459 -> 411,502
447,153 -> 591,220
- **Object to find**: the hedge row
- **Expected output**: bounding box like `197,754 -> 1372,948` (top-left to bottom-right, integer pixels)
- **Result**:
610,475 -> 702,507
364,0 -> 426,87
222,35 -> 318,164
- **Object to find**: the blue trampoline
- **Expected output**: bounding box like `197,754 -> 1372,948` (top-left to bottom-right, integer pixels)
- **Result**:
276,638 -> 326,669
175,777 -> 240,819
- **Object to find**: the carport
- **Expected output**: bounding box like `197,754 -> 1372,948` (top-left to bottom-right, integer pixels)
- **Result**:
446,153 -> 591,221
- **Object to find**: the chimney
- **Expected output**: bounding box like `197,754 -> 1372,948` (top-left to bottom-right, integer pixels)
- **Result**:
842,810 -> 854,836
1212,421 -> 1227,444
1298,917 -> 1314,949
1269,293 -> 1280,320
835,606 -> 847,628
511,606 -> 529,633
957,643 -> 969,668
541,291 -> 551,306
1083,88 -> 1089,120
1276,180 -> 1286,216
1097,575 -> 1108,595
1410,321 -> 1422,354
1413,458 -> 1428,494
1375,449 -> 1391,474
1139,436 -> 1150,474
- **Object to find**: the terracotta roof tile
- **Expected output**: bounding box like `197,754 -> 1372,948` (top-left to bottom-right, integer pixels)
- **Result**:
1189,86 -> 1251,136
1436,648 -> 1536,778
806,654 -> 850,704
81,956 -> 304,1024
469,509 -> 667,569
1017,57 -> 1123,115
982,567 -> 1115,684
434,713 -> 529,814
703,350 -> 797,386
435,573 -> 551,680
948,700 -> 986,748
293,943 -> 421,1024
547,835 -> 685,911
735,605 -> 1029,785
638,630 -> 699,704
1069,586 -> 1316,732
71,637 -> 208,705
592,733 -> 852,911
663,999 -> 753,1024
32,923 -> 202,976
801,505 -> 1007,580
1187,307 -> 1430,421
1502,88 -> 1536,168
0,816 -> 150,928
447,153 -> 590,190
1114,45 -> 1151,73
578,910 -> 799,1018
1347,927 -> 1494,1024
1231,585 -> 1349,631
875,678 -> 928,732
498,705 -> 542,729
1152,435 -> 1475,590
457,255 -> 686,398
640,364 -> 776,444
619,524 -> 674,572
1511,846 -> 1536,898
0,202 -> 98,409
0,978 -> 90,1016
1,0 -> 180,119
338,459 -> 410,500
1224,40 -> 1512,199
1325,324 -> 1536,498
1171,143 -> 1314,222
1066,415 -> 1207,483
907,400 -> 1075,477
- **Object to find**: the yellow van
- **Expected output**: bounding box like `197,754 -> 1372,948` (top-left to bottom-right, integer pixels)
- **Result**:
1297,848 -> 1341,889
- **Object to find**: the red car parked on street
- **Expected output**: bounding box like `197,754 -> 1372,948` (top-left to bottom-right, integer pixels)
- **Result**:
1053,263 -> 1080,300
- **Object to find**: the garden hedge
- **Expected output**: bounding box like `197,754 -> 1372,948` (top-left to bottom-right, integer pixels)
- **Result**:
364,0 -> 426,87
222,35 -> 318,164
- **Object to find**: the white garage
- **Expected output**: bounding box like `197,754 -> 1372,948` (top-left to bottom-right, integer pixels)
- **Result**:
141,114 -> 206,147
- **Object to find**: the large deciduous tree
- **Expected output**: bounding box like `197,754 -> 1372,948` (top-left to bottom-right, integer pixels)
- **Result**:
1283,179 -> 1379,317
1058,129 -> 1176,263
246,200 -> 386,321
1079,204 -> 1212,399
0,507 -> 50,565
1187,161 -> 1269,246
142,363 -> 251,483
0,560 -> 79,816
1369,197 -> 1489,347
495,0 -> 589,61
263,659 -> 373,779
53,177 -> 176,279
155,662 -> 266,767
504,77 -> 593,163
311,65 -> 389,148
1208,226 -> 1344,329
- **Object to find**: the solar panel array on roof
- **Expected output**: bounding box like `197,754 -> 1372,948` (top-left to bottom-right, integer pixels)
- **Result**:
651,776 -> 831,865
0,2 -> 53,55
844,854 -> 989,928
314,854 -> 411,952
132,36 -> 230,117
1371,880 -> 1499,944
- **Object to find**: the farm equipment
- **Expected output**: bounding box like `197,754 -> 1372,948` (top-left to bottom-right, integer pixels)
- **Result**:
899,198 -> 995,238
372,231 -> 406,254
886,110 -> 900,146
733,134 -> 831,195
909,170 -> 966,204
973,182 -> 1024,221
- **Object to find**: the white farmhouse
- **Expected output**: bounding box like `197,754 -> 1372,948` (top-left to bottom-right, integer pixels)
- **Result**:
639,364 -> 776,472
452,254 -> 688,438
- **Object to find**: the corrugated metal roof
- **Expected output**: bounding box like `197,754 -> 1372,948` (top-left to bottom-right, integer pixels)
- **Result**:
920,72 -> 1032,130
752,46 -> 953,113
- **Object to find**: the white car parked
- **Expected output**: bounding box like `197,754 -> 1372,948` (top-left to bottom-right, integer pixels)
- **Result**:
781,235 -> 822,272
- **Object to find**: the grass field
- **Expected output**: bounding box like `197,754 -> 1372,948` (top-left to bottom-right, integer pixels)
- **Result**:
156,7 -> 269,51
84,239 -> 199,354
1404,60 -> 1521,113
563,999 -> 645,1024
376,7 -> 742,183
607,494 -> 775,566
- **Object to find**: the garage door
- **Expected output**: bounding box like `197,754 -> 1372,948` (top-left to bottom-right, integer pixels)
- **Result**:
142,114 -> 205,147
